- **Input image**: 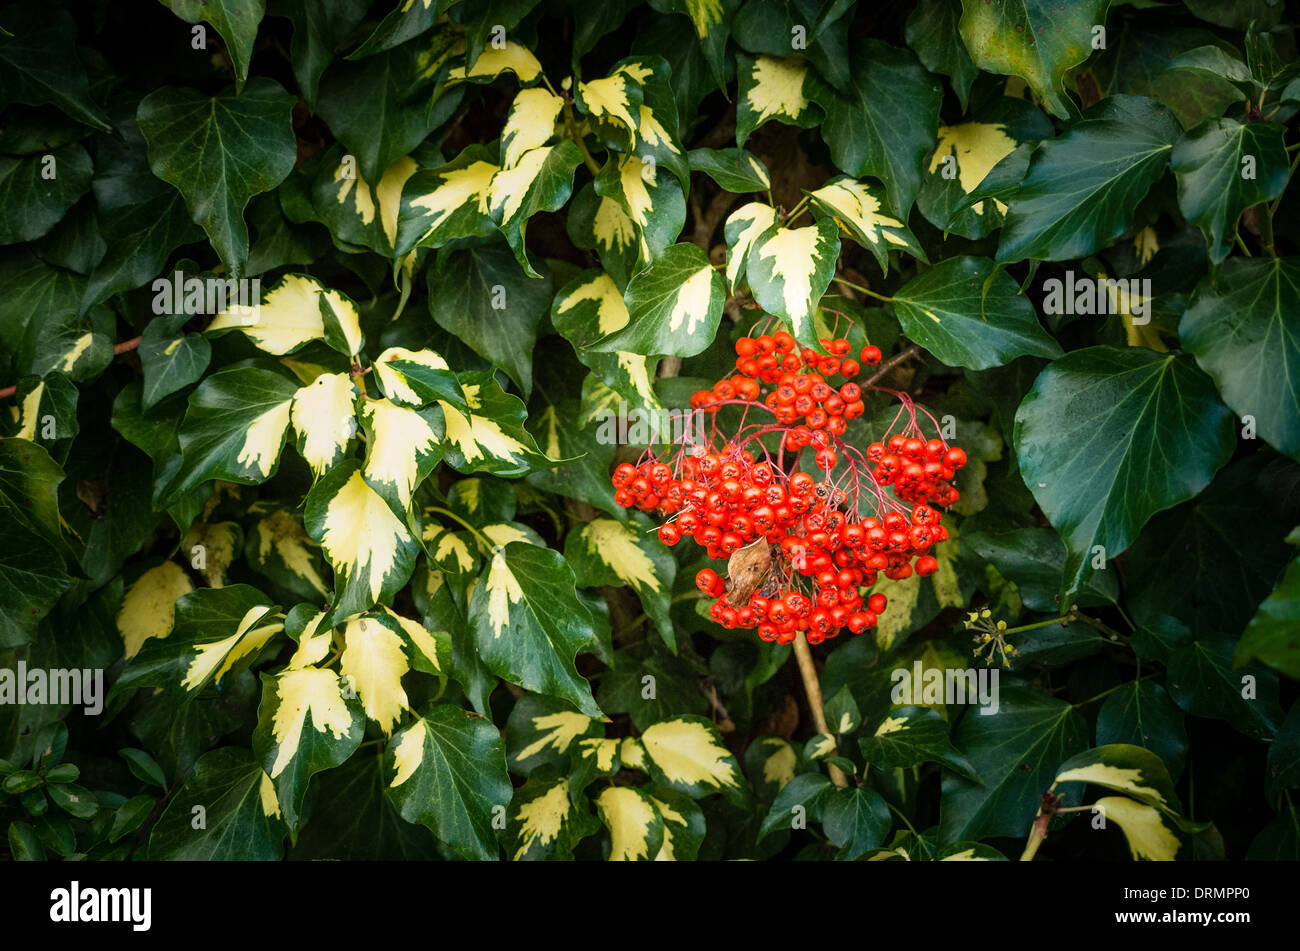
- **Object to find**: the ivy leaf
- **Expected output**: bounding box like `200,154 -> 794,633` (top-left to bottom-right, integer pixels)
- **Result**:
244,504 -> 331,603
148,748 -> 285,859
723,200 -> 777,290
963,525 -> 1118,612
591,152 -> 686,270
589,242 -> 724,358
501,88 -> 564,170
565,515 -> 678,651
687,147 -> 771,194
0,439 -> 74,647
139,315 -> 212,410
350,0 -> 443,58
437,371 -> 554,476
290,371 -> 358,479
1054,744 -> 1184,815
371,347 -> 467,414
161,0 -> 266,92
358,399 -> 444,515
253,667 -> 364,830
997,96 -> 1180,263
1014,347 -> 1235,600
339,614 -> 411,735
550,269 -> 662,415
317,44 -> 462,185
859,706 -> 979,781
276,0 -> 372,108
17,306 -> 113,381
0,144 -> 93,244
0,7 -> 112,131
82,189 -> 202,309
594,785 -> 664,860
735,53 -> 822,147
807,176 -> 926,275
957,0 -> 1109,119
525,398 -> 625,521
505,695 -> 601,776
384,704 -> 513,860
1181,257 -> 1300,462
394,145 -> 499,257
1167,640 -> 1283,739
427,241 -> 552,397
304,460 -> 420,623
758,773 -> 832,841
821,785 -> 892,860
137,79 -> 298,278
508,774 -> 584,860
169,367 -> 298,500
1096,682 -> 1188,781
814,38 -> 942,215
1171,119 -> 1289,265
639,715 -> 749,804
916,98 -> 1055,241
205,274 -> 362,356
938,687 -> 1089,844
1234,556 -> 1300,681
905,0 -> 978,111
468,542 -> 602,718
114,584 -> 284,700
745,219 -> 840,346
488,141 -> 584,277
892,255 -> 1062,370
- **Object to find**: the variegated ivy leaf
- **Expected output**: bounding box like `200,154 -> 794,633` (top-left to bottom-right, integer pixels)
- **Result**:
744,736 -> 799,800
394,145 -> 498,257
476,521 -> 547,552
505,694 -> 602,776
576,63 -> 647,144
444,476 -> 517,524
724,200 -> 777,289
566,182 -> 641,287
168,367 -> 298,501
304,459 -> 419,623
19,307 -> 113,381
550,269 -> 661,416
468,542 -> 603,718
147,748 -> 285,860
508,773 -> 584,861
807,176 -> 926,275
314,149 -> 421,257
290,371 -> 358,478
648,788 -> 707,860
253,667 -> 364,830
421,522 -> 481,576
744,218 -> 841,346
358,398 -> 445,514
445,40 -> 544,85
116,561 -> 195,660
114,584 -> 284,700
244,503 -> 331,603
206,273 -> 364,357
565,515 -> 677,651
370,346 -> 468,414
1053,744 -> 1184,815
5,373 -> 78,449
351,0 -> 442,58
688,146 -> 772,194
917,99 -> 1054,241
588,242 -> 724,358
502,87 -> 565,170
437,371 -> 554,477
578,736 -> 624,777
584,57 -> 690,190
592,152 -> 686,267
639,715 -> 749,804
858,706 -> 979,781
593,785 -> 664,861
285,607 -> 332,669
1089,796 -> 1187,861
385,704 -> 514,860
487,140 -> 584,277
340,613 -> 411,735
182,520 -> 241,587
736,53 -> 823,146
647,0 -> 737,92
377,604 -> 452,677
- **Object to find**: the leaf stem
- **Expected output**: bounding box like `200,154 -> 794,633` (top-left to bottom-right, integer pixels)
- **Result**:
791,631 -> 849,788
425,505 -> 494,551
563,101 -> 602,176
833,277 -> 893,303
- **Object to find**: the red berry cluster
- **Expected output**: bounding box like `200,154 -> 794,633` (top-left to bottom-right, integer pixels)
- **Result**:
611,326 -> 966,647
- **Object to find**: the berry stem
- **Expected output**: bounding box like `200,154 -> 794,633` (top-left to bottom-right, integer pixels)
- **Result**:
791,631 -> 849,788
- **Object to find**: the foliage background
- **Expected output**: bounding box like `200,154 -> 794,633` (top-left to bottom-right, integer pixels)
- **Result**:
1,0 -> 1299,861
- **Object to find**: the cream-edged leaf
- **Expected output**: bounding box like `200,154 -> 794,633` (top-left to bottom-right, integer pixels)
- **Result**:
468,542 -> 603,718
437,371 -> 554,476
744,218 -> 840,345
808,176 -> 926,274
371,346 -> 467,413
182,520 -> 242,587
394,145 -> 499,256
304,460 -> 419,622
206,274 -> 351,355
565,515 -> 677,651
420,522 -> 481,576
724,200 -> 778,289
290,371 -> 358,477
359,398 -> 445,512
340,613 -> 410,735
505,694 -> 602,775
508,774 -> 581,861
377,604 -> 452,676
588,242 -> 724,358
253,667 -> 363,829
639,715 -> 748,803
487,140 -> 584,277
1091,796 -> 1185,860
736,53 -> 822,146
592,152 -> 685,266
502,87 -> 564,169
245,504 -> 331,602
594,785 -> 664,861
384,704 -> 513,860
168,367 -> 297,501
1053,744 -> 1183,813
446,40 -> 543,84
116,561 -> 194,659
